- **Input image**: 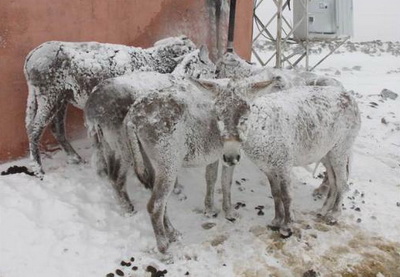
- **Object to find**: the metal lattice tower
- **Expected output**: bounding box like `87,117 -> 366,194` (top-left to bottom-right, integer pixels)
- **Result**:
252,0 -> 352,71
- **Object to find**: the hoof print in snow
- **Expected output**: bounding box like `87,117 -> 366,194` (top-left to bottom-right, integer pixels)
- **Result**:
227,217 -> 236,222
115,269 -> 124,276
303,269 -> 319,277
396,202 -> 400,207
357,218 -> 362,223
185,271 -> 190,275
130,257 -> 135,262
234,202 -> 246,210
202,222 -> 216,230
369,102 -> 378,108
255,205 -> 265,216
1,165 -> 35,176
381,117 -> 388,125
106,273 -> 115,277
132,266 -> 138,271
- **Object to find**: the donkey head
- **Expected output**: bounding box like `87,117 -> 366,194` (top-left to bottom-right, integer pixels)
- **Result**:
215,51 -> 260,79
173,45 -> 216,79
192,78 -> 273,166
153,35 -> 196,59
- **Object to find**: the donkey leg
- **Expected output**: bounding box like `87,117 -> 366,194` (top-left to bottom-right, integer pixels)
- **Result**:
50,102 -> 82,164
27,122 -> 46,176
106,150 -> 134,213
91,135 -> 108,177
324,152 -> 348,224
164,206 -> 182,243
204,160 -> 219,217
265,171 -> 285,230
319,158 -> 336,217
313,171 -> 330,199
221,164 -> 239,221
26,97 -> 58,176
278,171 -> 294,237
148,169 -> 177,253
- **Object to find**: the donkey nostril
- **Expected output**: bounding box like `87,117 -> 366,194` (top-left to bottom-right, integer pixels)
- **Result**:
223,155 -> 228,163
236,155 -> 241,162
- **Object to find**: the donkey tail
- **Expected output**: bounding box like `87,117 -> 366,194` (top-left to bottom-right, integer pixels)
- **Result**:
25,84 -> 38,129
124,121 -> 154,190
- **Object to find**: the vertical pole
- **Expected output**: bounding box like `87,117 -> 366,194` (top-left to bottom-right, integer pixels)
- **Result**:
275,0 -> 283,68
305,0 -> 310,70
227,0 -> 237,52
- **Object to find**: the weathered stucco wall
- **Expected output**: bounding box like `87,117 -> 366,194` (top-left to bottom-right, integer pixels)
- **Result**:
0,0 -> 253,162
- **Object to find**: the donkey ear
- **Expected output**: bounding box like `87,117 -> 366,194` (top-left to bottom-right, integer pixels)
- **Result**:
173,55 -> 186,63
245,80 -> 274,96
190,78 -> 220,93
199,45 -> 209,62
250,80 -> 274,90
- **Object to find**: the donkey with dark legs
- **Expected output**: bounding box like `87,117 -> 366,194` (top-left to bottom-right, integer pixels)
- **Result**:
24,36 -> 195,175
217,51 -> 346,200
194,78 -> 361,237
123,77 -> 243,253
84,47 -> 216,213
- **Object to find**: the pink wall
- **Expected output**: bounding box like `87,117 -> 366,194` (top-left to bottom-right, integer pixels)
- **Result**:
0,0 -> 253,162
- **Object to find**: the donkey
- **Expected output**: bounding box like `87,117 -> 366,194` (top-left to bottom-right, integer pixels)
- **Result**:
24,36 -> 196,175
216,51 -> 343,90
122,77 -> 245,253
194,78 -> 361,237
217,51 -> 345,197
84,46 -> 216,212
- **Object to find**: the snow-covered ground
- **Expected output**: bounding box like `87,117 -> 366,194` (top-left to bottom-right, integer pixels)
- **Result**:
1,44 -> 400,277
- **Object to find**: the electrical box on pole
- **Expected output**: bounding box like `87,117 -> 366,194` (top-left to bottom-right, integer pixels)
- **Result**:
293,0 -> 353,41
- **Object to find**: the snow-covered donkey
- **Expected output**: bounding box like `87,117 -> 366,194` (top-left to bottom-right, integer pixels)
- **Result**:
216,51 -> 343,90
122,77 -> 243,253
217,51 -> 344,196
194,78 -> 361,237
24,36 -> 195,175
84,46 -> 216,212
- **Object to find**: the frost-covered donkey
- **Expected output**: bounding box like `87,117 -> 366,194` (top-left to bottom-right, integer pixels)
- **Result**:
217,51 -> 344,196
24,36 -> 195,175
122,77 -> 243,253
194,78 -> 361,237
84,46 -> 215,212
216,51 -> 343,90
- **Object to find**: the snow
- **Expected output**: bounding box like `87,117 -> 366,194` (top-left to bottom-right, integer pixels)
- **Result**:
1,45 -> 400,276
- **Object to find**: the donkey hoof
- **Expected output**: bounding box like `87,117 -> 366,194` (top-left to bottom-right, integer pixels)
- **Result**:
204,209 -> 218,218
67,155 -> 83,165
167,230 -> 182,243
312,189 -> 324,199
126,205 -> 135,214
225,210 -> 240,222
268,225 -> 280,231
279,227 -> 293,239
157,239 -> 170,254
325,215 -> 338,225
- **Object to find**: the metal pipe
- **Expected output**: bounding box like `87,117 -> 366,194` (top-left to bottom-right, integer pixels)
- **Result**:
275,0 -> 283,68
227,0 -> 237,52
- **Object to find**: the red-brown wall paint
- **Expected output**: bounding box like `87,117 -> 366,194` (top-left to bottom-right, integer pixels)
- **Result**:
0,0 -> 253,162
